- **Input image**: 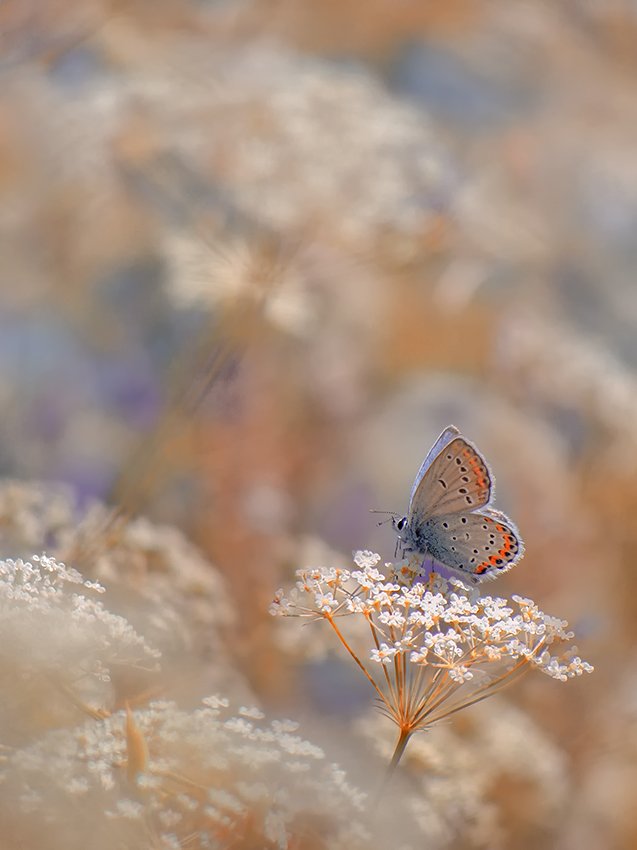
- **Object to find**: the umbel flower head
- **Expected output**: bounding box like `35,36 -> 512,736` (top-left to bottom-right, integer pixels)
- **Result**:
271,551 -> 593,772
0,554 -> 161,740
0,697 -> 368,850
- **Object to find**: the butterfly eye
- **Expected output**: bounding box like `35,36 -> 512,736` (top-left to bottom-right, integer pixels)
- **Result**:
396,517 -> 407,532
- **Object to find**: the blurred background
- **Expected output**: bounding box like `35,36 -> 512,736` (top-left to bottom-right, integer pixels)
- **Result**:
1,0 -> 637,847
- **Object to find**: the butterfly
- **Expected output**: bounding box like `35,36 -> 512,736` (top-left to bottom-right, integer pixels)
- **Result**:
392,425 -> 524,583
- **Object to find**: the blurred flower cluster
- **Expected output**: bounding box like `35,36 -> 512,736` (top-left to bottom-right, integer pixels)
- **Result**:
0,553 -> 158,739
0,524 -> 374,849
0,696 -> 368,850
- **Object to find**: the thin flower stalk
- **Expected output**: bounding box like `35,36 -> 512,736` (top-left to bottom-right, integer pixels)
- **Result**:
271,551 -> 593,775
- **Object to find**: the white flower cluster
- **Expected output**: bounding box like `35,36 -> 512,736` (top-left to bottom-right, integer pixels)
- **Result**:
0,554 -> 160,737
0,481 -> 241,706
0,554 -> 160,669
0,537 -> 370,849
272,551 -> 592,732
0,698 -> 369,850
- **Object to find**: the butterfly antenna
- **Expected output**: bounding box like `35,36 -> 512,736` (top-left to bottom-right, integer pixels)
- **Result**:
369,509 -> 399,528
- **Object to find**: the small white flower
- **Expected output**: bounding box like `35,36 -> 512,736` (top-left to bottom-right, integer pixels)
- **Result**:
449,666 -> 473,683
346,595 -> 368,614
112,799 -> 144,820
379,609 -> 406,628
353,550 -> 381,569
351,567 -> 386,589
239,706 -> 266,719
158,808 -> 183,828
410,648 -> 429,664
314,591 -> 338,613
371,643 -> 398,664
203,695 -> 230,709
270,590 -> 295,616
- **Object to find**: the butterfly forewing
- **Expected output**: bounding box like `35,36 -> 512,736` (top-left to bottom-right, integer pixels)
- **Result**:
408,425 -> 459,505
419,509 -> 524,581
408,433 -> 492,520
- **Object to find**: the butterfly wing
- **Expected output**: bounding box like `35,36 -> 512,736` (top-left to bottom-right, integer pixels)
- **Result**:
408,426 -> 493,521
408,425 -> 460,506
421,508 -> 524,582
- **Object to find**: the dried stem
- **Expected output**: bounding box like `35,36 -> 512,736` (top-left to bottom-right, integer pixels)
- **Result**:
383,727 -> 412,790
326,614 -> 388,707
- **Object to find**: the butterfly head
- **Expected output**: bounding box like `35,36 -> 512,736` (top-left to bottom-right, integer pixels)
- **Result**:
392,516 -> 408,534
391,515 -> 412,559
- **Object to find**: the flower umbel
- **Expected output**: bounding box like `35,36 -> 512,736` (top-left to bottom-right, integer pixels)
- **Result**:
0,698 -> 369,850
271,551 -> 593,774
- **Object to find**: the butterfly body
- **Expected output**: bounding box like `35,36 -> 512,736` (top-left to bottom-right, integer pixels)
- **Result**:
393,425 -> 524,583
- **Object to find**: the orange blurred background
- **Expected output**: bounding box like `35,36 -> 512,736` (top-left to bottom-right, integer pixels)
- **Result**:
2,2 -> 637,847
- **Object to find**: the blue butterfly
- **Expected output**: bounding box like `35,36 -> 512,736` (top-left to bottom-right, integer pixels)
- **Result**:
393,425 -> 524,582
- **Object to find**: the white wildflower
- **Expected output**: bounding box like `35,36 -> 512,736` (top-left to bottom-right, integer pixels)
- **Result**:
371,643 -> 399,665
239,706 -> 266,720
353,550 -> 382,569
0,555 -> 161,736
449,666 -> 474,683
314,591 -> 339,613
271,551 -> 593,765
0,699 -> 369,849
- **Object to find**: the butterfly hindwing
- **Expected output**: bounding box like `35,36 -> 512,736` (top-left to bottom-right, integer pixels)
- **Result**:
416,508 -> 524,582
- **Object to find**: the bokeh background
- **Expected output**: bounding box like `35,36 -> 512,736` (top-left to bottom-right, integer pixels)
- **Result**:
1,1 -> 637,847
